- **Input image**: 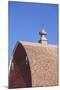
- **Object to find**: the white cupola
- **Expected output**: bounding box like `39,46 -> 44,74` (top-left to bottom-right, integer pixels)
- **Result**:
39,26 -> 47,44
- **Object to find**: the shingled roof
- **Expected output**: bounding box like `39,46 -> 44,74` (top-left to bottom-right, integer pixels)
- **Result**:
9,41 -> 58,88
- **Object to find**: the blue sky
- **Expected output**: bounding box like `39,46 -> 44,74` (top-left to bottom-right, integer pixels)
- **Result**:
8,1 -> 58,60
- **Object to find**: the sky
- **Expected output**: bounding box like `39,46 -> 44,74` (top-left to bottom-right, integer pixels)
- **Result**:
8,1 -> 58,60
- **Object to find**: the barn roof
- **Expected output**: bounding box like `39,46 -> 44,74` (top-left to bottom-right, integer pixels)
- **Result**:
9,41 -> 58,87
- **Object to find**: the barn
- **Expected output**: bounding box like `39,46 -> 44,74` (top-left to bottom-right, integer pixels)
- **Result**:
8,30 -> 58,88
8,41 -> 58,88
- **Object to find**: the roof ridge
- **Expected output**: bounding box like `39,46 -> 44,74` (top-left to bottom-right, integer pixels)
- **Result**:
18,41 -> 58,48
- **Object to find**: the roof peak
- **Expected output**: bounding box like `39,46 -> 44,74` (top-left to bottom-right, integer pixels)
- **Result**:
16,41 -> 57,48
